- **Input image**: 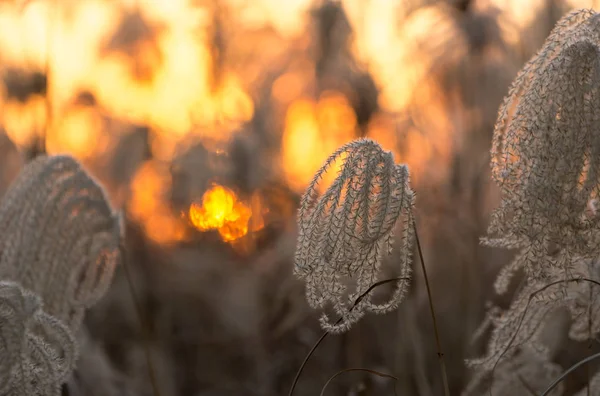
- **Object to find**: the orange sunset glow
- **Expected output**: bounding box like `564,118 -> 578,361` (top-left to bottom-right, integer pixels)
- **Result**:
4,2 -> 600,395
0,0 -> 592,245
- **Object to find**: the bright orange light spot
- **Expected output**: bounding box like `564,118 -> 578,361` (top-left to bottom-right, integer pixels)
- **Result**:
249,191 -> 266,232
0,0 -> 468,208
272,71 -> 305,104
281,91 -> 357,192
2,97 -> 46,148
365,113 -> 402,160
189,184 -> 254,242
46,107 -> 108,160
129,160 -> 187,244
0,0 -> 256,163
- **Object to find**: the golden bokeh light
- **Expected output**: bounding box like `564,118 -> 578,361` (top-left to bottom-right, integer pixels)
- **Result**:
189,184 -> 256,242
129,160 -> 188,244
1,0 -> 585,246
281,91 -> 357,192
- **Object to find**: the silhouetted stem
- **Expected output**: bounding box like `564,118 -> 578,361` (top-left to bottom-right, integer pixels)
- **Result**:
121,244 -> 162,396
287,276 -> 409,396
319,367 -> 399,396
488,277 -> 600,395
413,219 -> 450,396
541,351 -> 600,396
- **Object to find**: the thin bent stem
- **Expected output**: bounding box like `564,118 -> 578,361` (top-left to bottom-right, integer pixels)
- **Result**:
413,219 -> 450,396
120,243 -> 162,396
288,329 -> 329,396
319,367 -> 399,396
541,351 -> 600,396
487,277 -> 600,395
287,276 -> 409,396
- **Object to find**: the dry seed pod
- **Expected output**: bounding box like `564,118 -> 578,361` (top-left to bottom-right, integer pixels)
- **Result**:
0,154 -> 122,332
294,138 -> 414,333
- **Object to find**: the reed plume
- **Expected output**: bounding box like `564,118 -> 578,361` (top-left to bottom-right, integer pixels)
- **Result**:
0,154 -> 123,395
466,9 -> 600,393
486,8 -> 600,291
0,281 -> 76,396
0,155 -> 122,332
294,138 -> 414,333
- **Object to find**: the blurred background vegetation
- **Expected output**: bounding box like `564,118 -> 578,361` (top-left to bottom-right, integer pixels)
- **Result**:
0,0 -> 599,395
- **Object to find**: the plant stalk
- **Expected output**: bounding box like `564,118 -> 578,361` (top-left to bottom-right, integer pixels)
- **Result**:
413,219 -> 451,396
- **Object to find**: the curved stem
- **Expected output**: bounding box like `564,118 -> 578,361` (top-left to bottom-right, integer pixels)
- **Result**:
319,367 -> 398,396
541,351 -> 600,396
487,277 -> 600,395
287,277 -> 409,396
